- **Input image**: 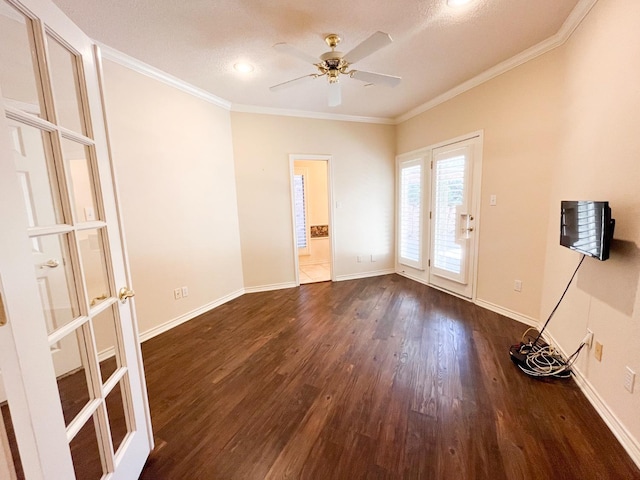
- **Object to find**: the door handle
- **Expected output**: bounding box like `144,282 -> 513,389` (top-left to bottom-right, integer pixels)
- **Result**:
118,287 -> 135,304
40,258 -> 60,269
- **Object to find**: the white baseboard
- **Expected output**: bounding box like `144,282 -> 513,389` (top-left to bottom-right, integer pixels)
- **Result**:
543,331 -> 640,470
474,298 -> 539,327
334,268 -> 395,282
138,288 -> 244,343
244,282 -> 297,293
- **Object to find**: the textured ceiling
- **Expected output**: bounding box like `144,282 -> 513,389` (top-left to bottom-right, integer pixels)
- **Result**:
51,0 -> 581,119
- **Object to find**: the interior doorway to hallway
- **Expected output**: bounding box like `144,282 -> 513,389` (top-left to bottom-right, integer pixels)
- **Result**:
290,155 -> 333,284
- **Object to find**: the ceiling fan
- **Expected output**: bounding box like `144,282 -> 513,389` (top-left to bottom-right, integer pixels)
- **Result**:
270,31 -> 402,107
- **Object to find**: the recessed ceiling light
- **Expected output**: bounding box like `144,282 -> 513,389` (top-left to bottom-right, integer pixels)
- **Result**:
234,62 -> 254,73
447,0 -> 472,6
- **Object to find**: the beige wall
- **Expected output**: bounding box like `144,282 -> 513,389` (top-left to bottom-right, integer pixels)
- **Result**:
101,60 -> 244,335
397,46 -> 562,320
540,0 -> 640,449
297,159 -> 329,227
397,0 -> 639,457
231,113 -> 396,287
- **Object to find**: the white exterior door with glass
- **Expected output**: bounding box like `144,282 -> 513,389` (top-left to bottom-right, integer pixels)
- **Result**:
428,138 -> 480,298
0,0 -> 152,478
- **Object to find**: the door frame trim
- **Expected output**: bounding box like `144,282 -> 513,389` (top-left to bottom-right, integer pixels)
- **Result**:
288,154 -> 335,286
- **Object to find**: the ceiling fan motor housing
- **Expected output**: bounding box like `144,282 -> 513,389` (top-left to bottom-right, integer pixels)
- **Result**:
318,52 -> 348,81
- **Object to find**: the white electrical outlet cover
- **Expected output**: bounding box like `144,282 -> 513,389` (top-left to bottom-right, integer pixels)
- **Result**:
624,367 -> 636,393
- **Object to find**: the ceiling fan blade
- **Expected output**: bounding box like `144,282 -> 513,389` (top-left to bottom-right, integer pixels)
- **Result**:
270,74 -> 318,92
343,31 -> 393,64
328,82 -> 341,107
273,42 -> 319,65
350,70 -> 402,87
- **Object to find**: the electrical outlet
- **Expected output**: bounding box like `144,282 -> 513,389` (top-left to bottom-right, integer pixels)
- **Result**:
371,254 -> 377,263
174,288 -> 182,300
624,367 -> 636,393
490,194 -> 497,206
181,286 -> 189,297
594,341 -> 603,361
584,329 -> 594,349
514,280 -> 522,292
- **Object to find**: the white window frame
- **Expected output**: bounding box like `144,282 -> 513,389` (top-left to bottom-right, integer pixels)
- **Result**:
397,156 -> 425,269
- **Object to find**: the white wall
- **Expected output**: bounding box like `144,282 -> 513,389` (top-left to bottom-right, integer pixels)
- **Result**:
231,113 -> 396,288
101,59 -> 244,336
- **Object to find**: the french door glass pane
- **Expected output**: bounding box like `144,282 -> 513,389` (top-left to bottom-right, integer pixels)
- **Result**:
106,380 -> 129,455
46,33 -> 86,135
34,233 -> 81,334
55,328 -> 91,427
70,415 -> 104,480
9,121 -> 63,227
77,228 -> 110,308
60,138 -> 98,223
0,1 -> 44,116
93,305 -> 120,383
433,156 -> 465,274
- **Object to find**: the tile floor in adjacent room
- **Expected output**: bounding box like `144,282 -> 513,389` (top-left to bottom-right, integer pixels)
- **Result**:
299,262 -> 331,284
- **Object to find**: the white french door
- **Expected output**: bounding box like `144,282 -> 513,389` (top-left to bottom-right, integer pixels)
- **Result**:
0,0 -> 151,479
428,137 -> 480,299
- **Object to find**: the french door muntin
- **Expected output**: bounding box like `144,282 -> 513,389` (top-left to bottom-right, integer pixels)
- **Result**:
0,0 -> 151,478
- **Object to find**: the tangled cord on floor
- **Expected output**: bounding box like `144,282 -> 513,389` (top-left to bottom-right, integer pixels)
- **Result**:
510,255 -> 587,379
514,327 -> 586,378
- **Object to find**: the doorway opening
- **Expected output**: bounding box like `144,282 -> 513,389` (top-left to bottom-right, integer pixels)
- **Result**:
290,155 -> 333,284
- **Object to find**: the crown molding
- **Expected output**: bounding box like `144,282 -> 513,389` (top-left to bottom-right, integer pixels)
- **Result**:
395,0 -> 598,124
230,103 -> 396,125
98,43 -> 232,110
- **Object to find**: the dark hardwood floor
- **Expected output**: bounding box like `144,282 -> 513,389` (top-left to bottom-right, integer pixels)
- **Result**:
138,274 -> 639,479
2,274 -> 639,479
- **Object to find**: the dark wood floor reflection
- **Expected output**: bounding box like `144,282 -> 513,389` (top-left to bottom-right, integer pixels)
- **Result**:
138,274 -> 639,479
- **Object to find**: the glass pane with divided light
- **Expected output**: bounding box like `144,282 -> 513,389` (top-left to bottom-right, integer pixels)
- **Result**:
0,1 -> 44,115
53,327 -> 91,427
60,137 -> 99,224
46,33 -> 87,135
105,379 -> 131,455
77,228 -> 110,309
69,415 -> 104,480
92,305 -> 120,383
33,233 -> 81,335
9,120 -> 63,227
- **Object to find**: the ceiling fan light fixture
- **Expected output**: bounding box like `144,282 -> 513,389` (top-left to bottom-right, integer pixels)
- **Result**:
233,62 -> 254,73
447,0 -> 472,6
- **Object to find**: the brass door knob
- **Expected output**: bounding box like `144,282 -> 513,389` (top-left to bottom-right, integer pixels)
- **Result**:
118,287 -> 135,304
